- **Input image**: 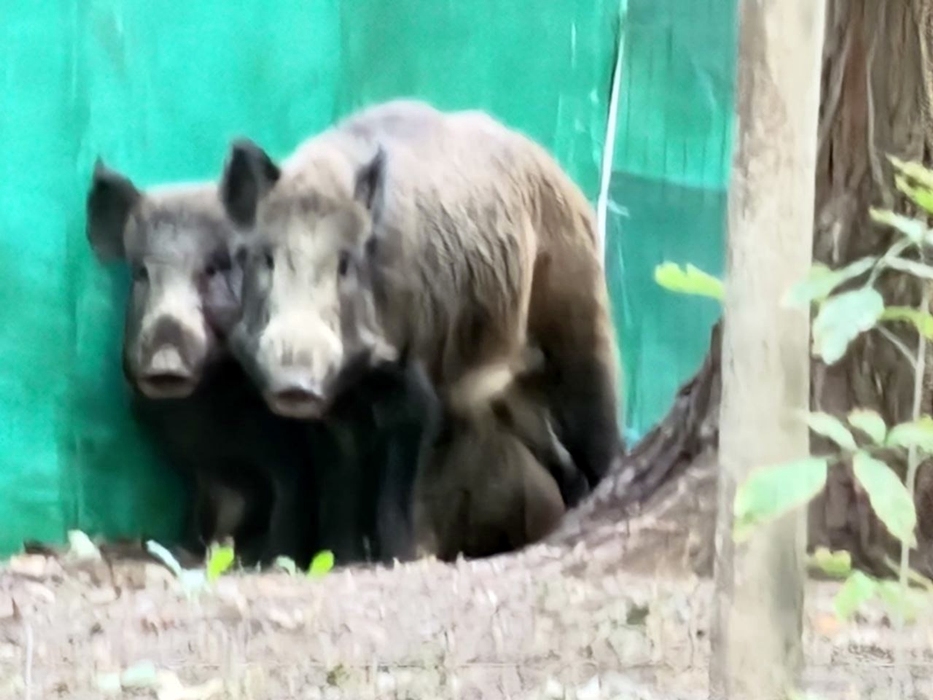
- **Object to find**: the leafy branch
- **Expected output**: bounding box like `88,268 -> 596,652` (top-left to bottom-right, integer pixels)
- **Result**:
653,155 -> 933,626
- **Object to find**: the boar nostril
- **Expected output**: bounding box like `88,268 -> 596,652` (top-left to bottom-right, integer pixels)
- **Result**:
265,378 -> 326,419
140,373 -> 196,399
149,347 -> 186,375
277,387 -> 321,405
137,347 -> 197,399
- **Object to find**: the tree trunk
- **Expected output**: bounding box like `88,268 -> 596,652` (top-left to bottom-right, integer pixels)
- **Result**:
708,2 -> 824,698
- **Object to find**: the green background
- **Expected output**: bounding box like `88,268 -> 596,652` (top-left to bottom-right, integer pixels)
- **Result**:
0,0 -> 736,555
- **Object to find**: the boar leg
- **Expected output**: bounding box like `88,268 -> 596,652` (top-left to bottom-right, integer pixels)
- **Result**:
315,422 -> 370,565
228,484 -> 274,568
259,469 -> 318,570
528,253 -> 624,500
178,474 -> 216,560
369,360 -> 443,564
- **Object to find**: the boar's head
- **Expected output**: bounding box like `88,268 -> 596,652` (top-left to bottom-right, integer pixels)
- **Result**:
86,160 -> 241,399
218,139 -> 393,419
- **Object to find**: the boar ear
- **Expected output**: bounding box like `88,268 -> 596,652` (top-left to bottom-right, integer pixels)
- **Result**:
354,145 -> 387,224
86,158 -> 141,262
220,138 -> 281,228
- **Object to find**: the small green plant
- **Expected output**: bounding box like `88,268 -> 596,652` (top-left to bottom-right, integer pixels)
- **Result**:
274,555 -> 299,575
145,540 -> 207,596
206,542 -> 236,582
145,537 -> 337,590
204,547 -> 336,580
272,550 -> 336,578
308,550 -> 336,578
654,155 -> 933,625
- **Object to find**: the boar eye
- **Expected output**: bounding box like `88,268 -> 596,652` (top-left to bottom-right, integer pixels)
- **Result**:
205,253 -> 232,278
337,250 -> 351,278
261,249 -> 274,271
132,264 -> 149,283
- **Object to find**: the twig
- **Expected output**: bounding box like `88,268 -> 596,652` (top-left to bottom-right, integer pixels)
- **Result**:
877,325 -> 918,369
869,237 -> 915,287
883,554 -> 933,593
895,263 -> 931,696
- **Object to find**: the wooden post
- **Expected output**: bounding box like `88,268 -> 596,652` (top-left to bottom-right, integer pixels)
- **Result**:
710,2 -> 826,699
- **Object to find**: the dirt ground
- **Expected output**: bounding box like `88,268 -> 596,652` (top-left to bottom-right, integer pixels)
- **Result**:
0,538 -> 931,700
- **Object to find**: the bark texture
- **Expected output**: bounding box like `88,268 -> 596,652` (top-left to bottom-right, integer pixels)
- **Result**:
708,2 -> 824,697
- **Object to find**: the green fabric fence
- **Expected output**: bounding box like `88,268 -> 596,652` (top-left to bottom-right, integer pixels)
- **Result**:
0,0 -> 735,555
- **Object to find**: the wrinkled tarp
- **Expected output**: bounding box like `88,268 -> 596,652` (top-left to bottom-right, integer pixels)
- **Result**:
0,0 -> 734,554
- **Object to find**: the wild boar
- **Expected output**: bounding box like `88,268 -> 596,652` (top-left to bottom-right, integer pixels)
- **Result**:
217,99 -> 623,507
415,347 -> 571,561
86,161 -> 315,566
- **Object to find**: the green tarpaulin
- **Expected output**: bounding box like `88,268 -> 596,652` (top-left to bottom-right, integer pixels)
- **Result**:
0,0 -> 735,555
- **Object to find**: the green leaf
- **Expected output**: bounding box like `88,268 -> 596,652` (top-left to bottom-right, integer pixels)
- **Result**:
274,556 -> 298,576
895,175 -> 933,214
782,257 -> 877,308
307,550 -> 335,578
889,155 -> 933,190
880,306 -> 933,339
883,257 -> 933,281
733,457 -> 829,542
834,570 -> 878,620
876,580 -> 928,624
811,287 -> 885,364
95,672 -> 122,694
653,262 -> 724,301
145,540 -> 206,596
805,412 -> 858,451
809,547 -> 853,578
852,452 -> 917,546
146,540 -> 184,579
886,416 -> 933,452
67,530 -> 102,562
846,409 -> 887,445
206,544 -> 236,582
869,208 -> 929,243
120,661 -> 160,690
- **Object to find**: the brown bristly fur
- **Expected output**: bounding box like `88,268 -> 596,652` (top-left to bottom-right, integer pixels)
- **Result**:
413,348 -> 568,561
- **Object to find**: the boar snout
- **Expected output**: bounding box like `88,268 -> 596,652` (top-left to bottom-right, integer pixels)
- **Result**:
135,316 -> 206,399
233,315 -> 344,420
263,370 -> 327,420
138,346 -> 195,399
